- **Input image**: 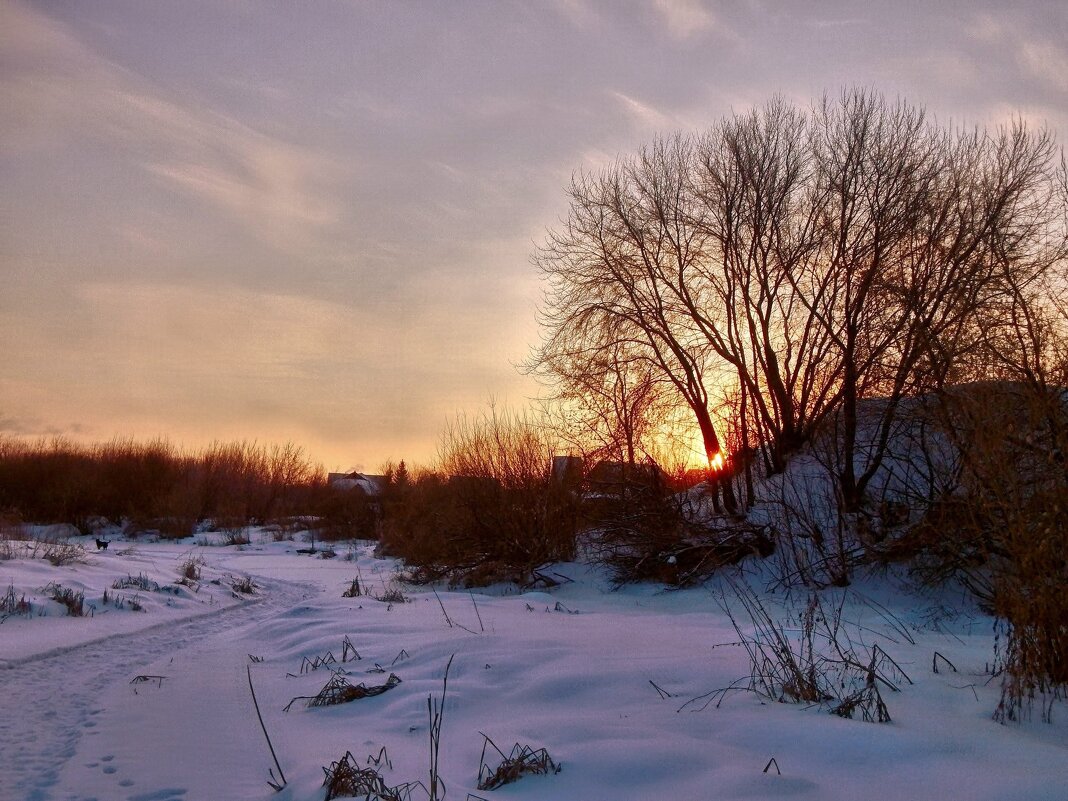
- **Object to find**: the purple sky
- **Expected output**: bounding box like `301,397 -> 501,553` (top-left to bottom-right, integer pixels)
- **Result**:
3,0 -> 1066,471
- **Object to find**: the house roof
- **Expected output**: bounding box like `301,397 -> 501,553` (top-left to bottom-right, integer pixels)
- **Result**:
328,471 -> 388,496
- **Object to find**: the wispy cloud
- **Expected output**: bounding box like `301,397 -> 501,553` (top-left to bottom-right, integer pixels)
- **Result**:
551,0 -> 600,29
653,0 -> 715,39
610,90 -> 673,130
0,415 -> 86,438
968,12 -> 1068,94
0,2 -> 344,255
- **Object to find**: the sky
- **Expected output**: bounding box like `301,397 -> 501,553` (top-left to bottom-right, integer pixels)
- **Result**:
2,0 -> 1067,472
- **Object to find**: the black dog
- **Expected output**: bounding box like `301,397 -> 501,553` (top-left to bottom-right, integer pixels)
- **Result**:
95,538 -> 109,551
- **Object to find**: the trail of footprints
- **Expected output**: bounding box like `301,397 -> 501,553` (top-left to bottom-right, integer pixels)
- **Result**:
3,577 -> 309,801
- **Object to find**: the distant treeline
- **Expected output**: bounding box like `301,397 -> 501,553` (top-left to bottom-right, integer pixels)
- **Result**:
0,437 -> 332,536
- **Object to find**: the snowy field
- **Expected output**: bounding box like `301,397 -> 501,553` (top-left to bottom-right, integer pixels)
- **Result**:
2,532 -> 1066,801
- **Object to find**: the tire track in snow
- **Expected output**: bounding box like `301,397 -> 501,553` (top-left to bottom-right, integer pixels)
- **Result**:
0,577 -> 312,801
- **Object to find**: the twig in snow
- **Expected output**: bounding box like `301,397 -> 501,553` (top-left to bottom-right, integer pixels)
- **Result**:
432,587 -> 453,628
933,651 -> 958,674
677,678 -> 756,713
247,665 -> 286,791
129,675 -> 167,688
470,592 -> 485,633
649,680 -> 674,699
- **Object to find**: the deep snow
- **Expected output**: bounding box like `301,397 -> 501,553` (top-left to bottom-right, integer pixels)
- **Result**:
1,533 -> 1066,801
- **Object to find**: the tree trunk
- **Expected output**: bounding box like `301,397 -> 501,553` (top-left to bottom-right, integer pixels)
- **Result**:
695,406 -> 738,514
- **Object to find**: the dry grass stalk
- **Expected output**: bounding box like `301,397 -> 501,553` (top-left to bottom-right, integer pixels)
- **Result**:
832,680 -> 892,723
285,673 -> 401,712
322,751 -> 430,801
177,554 -> 204,582
322,752 -> 402,801
289,637 -> 361,677
0,583 -> 31,619
832,648 -> 892,722
229,575 -> 257,595
427,656 -> 453,801
716,580 -> 904,720
376,584 -> 408,604
112,573 -> 159,592
246,665 -> 286,792
476,734 -> 560,790
342,635 -> 361,662
44,582 -> 85,616
292,652 -> 336,676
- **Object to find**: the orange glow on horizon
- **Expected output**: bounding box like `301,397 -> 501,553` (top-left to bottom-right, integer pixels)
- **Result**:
707,451 -> 725,472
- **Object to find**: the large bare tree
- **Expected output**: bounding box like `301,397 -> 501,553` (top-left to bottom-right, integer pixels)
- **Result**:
533,90 -> 1067,515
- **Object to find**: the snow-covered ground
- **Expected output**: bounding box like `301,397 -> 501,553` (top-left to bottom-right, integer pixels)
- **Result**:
1,532 -> 1066,801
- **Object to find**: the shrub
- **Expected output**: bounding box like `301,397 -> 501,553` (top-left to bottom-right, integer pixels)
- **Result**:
0,436 -> 325,533
878,383 -> 1068,721
380,409 -> 578,586
222,528 -> 251,546
0,510 -> 29,561
178,555 -> 204,582
312,485 -> 378,541
585,472 -> 773,586
41,538 -> 86,566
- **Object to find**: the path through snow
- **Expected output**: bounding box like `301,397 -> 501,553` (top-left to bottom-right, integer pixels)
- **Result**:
0,576 -> 313,801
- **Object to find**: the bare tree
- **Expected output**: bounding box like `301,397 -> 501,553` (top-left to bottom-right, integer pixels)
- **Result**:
538,338 -> 677,469
534,135 -> 739,511
534,90 -> 1067,520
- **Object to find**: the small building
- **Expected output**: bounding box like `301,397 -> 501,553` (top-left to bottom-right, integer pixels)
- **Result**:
327,472 -> 389,497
